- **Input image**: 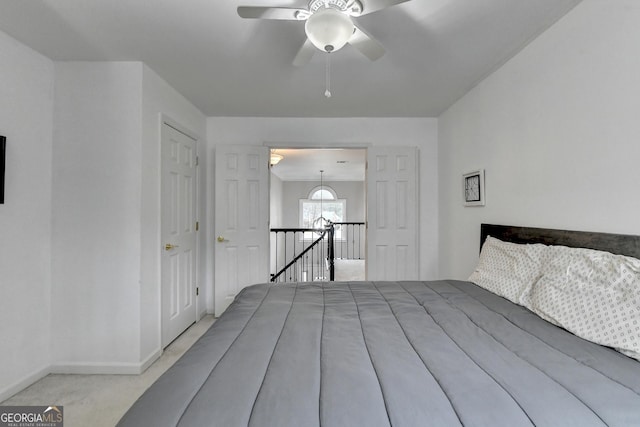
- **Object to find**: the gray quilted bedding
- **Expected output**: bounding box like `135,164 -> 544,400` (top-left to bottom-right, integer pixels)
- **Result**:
118,281 -> 640,426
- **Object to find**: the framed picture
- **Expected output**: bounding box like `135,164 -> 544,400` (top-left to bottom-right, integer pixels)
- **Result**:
463,169 -> 485,206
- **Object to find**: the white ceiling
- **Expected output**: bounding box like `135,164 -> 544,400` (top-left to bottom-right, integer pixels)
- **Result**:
271,148 -> 366,181
0,0 -> 582,117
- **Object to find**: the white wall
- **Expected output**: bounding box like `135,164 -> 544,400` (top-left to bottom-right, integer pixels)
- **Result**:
51,62 -> 207,373
270,172 -> 284,228
0,54 -> 206,399
140,65 -> 206,359
0,31 -> 54,401
281,180 -> 365,228
52,62 -> 143,370
438,0 -> 640,279
207,117 -> 440,289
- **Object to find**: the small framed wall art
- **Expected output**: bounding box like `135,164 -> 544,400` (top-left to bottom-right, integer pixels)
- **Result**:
463,169 -> 485,206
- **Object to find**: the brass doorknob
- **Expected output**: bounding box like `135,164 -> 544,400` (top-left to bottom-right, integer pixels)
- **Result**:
165,243 -> 179,251
217,236 -> 226,243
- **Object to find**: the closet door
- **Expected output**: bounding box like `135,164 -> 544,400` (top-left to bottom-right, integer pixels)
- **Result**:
161,122 -> 198,347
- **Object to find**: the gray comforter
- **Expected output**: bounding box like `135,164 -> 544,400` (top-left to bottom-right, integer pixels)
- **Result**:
118,281 -> 640,426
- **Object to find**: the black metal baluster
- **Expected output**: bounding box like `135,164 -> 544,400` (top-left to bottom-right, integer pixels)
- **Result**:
328,225 -> 335,281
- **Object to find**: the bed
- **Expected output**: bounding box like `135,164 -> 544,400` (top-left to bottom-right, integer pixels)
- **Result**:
118,224 -> 640,427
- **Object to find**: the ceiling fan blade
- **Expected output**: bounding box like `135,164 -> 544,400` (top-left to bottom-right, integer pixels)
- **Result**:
359,0 -> 410,16
237,6 -> 305,20
349,26 -> 385,61
293,38 -> 316,66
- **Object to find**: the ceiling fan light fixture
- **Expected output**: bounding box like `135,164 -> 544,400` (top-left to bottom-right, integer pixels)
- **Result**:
305,7 -> 354,53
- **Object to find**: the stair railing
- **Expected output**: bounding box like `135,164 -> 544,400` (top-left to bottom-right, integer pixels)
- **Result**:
270,226 -> 333,283
332,222 -> 365,260
270,222 -> 364,283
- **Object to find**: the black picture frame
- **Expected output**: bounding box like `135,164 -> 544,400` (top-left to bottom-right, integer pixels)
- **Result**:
0,136 -> 5,204
463,169 -> 485,206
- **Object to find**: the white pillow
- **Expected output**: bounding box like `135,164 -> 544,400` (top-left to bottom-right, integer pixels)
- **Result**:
469,236 -> 547,307
530,245 -> 640,361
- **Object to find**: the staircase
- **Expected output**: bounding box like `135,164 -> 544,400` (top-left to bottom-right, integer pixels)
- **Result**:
270,222 -> 365,283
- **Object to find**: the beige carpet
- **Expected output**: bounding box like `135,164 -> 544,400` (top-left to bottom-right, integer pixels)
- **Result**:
1,315 -> 215,427
334,259 -> 366,281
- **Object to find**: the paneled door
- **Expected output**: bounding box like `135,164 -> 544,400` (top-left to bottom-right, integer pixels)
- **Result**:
161,122 -> 197,347
366,146 -> 418,280
214,145 -> 269,316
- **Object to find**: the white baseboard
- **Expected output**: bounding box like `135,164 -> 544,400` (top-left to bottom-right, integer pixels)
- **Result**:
0,350 -> 165,402
50,348 -> 163,376
0,365 -> 50,403
139,348 -> 163,373
50,362 -> 142,375
50,354 -> 162,375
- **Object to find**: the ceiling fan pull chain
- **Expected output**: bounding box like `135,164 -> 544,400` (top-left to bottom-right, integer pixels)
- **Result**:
325,53 -> 332,98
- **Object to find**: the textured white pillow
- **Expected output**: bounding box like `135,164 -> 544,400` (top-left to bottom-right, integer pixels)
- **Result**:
530,245 -> 640,361
469,236 -> 547,307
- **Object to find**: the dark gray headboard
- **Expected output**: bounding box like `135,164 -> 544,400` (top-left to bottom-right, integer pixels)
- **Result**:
481,224 -> 640,260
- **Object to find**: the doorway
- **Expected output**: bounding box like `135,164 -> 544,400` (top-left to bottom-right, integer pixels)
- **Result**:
268,148 -> 367,282
211,144 -> 419,316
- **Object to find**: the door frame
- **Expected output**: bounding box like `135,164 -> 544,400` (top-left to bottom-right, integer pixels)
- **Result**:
160,115 -> 201,347
265,142 -> 371,280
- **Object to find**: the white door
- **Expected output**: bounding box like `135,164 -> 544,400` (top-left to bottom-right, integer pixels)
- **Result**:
215,145 -> 269,316
366,146 -> 418,280
161,123 -> 197,347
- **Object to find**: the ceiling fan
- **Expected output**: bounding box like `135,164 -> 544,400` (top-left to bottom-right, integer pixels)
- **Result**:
237,0 -> 410,66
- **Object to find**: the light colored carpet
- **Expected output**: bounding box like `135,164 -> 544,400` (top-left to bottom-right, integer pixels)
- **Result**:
1,315 -> 215,427
334,259 -> 366,281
